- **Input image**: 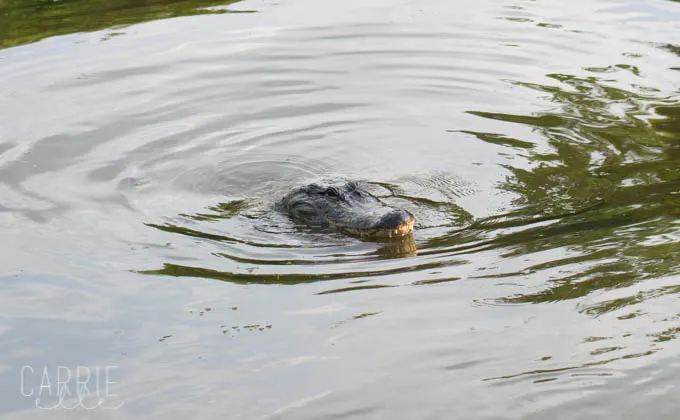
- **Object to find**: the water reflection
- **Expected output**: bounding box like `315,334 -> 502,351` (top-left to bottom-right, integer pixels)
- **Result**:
460,71 -> 680,316
0,0 -> 248,49
375,234 -> 417,258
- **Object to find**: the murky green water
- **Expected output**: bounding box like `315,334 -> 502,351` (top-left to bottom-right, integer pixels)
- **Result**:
1,0 -> 680,418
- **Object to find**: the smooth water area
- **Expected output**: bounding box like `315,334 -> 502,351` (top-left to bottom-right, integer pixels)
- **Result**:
1,0 -> 680,418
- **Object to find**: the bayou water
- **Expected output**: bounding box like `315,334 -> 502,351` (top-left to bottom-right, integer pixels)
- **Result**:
1,0 -> 680,418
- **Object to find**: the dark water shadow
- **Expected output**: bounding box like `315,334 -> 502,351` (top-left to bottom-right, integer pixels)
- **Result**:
138,255 -> 456,286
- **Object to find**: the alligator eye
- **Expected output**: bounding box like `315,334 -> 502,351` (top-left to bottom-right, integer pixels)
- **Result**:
325,188 -> 339,197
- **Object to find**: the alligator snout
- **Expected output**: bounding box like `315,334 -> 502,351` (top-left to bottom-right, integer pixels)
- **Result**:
371,210 -> 415,237
278,179 -> 415,238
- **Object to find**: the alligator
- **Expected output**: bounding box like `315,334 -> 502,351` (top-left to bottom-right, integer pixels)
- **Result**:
278,179 -> 415,238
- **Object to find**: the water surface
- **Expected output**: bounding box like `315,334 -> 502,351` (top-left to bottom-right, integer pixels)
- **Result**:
1,0 -> 680,418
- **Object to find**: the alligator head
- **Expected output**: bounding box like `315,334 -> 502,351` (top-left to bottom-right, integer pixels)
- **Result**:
278,180 -> 415,238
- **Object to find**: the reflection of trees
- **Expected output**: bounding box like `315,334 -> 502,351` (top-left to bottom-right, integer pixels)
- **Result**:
662,44 -> 680,57
458,72 -> 680,316
0,0 -> 248,49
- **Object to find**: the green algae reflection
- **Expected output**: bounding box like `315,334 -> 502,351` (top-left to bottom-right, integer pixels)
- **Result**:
0,0 -> 249,49
460,69 -> 680,316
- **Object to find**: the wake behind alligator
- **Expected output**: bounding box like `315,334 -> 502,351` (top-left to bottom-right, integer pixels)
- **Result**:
277,179 -> 415,238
